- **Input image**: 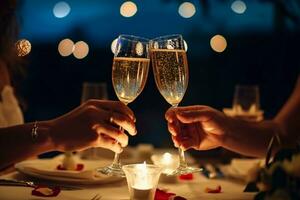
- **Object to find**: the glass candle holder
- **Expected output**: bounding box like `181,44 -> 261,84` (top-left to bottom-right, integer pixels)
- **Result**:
151,153 -> 179,175
122,163 -> 162,200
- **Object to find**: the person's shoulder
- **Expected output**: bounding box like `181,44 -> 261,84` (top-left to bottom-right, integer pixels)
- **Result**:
0,60 -> 11,92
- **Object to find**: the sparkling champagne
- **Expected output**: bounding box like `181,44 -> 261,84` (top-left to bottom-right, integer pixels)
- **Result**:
112,57 -> 150,104
151,49 -> 189,106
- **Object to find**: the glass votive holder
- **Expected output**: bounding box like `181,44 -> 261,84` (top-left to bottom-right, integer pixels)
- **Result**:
151,153 -> 179,183
122,163 -> 162,200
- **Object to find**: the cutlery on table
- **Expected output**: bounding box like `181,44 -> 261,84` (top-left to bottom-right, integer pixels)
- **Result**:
0,179 -> 82,190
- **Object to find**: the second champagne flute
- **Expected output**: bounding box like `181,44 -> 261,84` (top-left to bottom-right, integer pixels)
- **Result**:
98,35 -> 150,177
150,34 -> 201,175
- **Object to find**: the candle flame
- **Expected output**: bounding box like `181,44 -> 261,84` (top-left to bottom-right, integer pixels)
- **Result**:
162,153 -> 172,164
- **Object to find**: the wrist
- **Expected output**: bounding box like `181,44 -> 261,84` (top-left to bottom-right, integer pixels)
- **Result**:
34,120 -> 56,152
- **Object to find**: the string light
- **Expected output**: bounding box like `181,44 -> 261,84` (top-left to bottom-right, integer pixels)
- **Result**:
53,1 -> 71,18
73,41 -> 89,59
120,1 -> 137,17
178,2 -> 196,18
15,39 -> 31,56
58,38 -> 74,57
210,35 -> 227,53
231,0 -> 247,14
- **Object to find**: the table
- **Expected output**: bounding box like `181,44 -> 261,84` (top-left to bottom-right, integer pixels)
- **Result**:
0,171 -> 255,200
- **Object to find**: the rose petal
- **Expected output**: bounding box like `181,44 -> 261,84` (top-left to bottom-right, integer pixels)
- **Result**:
32,186 -> 61,197
56,163 -> 84,171
155,189 -> 175,200
205,185 -> 222,193
179,173 -> 193,180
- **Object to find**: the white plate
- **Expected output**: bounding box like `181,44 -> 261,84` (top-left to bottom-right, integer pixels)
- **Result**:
15,156 -> 123,185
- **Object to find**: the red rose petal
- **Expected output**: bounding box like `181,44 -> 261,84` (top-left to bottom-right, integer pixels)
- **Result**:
179,173 -> 193,180
32,186 -> 61,197
155,189 -> 175,200
205,185 -> 222,193
56,163 -> 84,171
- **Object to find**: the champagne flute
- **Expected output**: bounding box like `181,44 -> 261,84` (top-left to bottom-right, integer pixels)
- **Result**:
98,35 -> 150,177
150,34 -> 201,175
81,82 -> 108,159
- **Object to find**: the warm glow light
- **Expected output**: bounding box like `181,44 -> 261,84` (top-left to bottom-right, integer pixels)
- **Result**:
120,1 -> 137,17
178,2 -> 196,18
53,1 -> 71,18
210,35 -> 227,53
15,39 -> 31,56
58,38 -> 74,57
135,161 -> 150,189
162,153 -> 172,164
231,0 -> 247,14
183,40 -> 188,52
73,41 -> 89,59
111,38 -> 118,54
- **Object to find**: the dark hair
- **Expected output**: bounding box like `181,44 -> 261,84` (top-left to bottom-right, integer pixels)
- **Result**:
0,0 -> 26,109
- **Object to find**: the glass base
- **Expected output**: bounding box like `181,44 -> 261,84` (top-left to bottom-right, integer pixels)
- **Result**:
97,164 -> 125,177
169,166 -> 202,176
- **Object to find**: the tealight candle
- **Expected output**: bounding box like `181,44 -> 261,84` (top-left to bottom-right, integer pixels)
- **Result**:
123,162 -> 162,200
151,153 -> 179,183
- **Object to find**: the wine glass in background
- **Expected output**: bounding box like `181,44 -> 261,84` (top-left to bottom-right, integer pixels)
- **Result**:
150,34 -> 201,175
233,85 -> 263,121
81,82 -> 108,159
98,35 -> 150,177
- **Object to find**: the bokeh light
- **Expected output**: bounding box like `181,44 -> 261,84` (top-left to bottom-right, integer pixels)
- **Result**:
178,2 -> 196,18
15,39 -> 31,56
58,38 -> 74,57
120,1 -> 137,17
210,35 -> 227,53
111,38 -> 118,54
73,41 -> 89,59
231,0 -> 247,14
53,1 -> 71,18
184,40 -> 188,52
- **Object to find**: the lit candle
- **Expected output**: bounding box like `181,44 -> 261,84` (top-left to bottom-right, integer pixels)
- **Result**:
151,153 -> 179,183
123,163 -> 162,200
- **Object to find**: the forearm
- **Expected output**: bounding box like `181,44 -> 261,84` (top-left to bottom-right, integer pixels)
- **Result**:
223,119 -> 279,157
0,121 -> 54,169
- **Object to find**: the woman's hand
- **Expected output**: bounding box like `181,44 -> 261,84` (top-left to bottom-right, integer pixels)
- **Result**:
165,105 -> 231,151
49,100 -> 136,153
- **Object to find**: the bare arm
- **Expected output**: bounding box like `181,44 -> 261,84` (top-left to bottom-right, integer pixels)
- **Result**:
165,76 -> 300,157
0,100 -> 136,170
275,76 -> 300,143
0,121 -> 53,169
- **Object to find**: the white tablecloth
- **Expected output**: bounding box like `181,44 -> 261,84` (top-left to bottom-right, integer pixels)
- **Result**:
0,172 -> 255,200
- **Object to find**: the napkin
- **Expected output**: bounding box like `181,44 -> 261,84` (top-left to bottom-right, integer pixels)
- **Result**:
219,158 -> 264,182
15,155 -> 113,180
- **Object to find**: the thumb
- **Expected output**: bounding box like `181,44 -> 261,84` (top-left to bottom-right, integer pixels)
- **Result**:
176,110 -> 212,124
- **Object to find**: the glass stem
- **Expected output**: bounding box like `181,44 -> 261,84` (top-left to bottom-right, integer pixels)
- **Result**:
111,126 -> 124,167
172,104 -> 188,169
178,147 -> 188,168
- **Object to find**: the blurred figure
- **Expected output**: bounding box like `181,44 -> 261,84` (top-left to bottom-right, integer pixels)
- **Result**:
165,76 -> 300,157
0,0 -> 136,170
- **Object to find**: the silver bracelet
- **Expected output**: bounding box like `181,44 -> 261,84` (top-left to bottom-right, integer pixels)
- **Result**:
31,121 -> 38,141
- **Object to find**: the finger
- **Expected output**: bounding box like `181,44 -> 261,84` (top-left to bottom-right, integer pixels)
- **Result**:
176,110 -> 212,124
172,135 -> 179,148
93,123 -> 129,147
165,108 -> 176,122
87,100 -> 135,121
167,122 -> 179,136
111,112 -> 136,136
198,139 -> 220,150
97,135 -> 123,153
